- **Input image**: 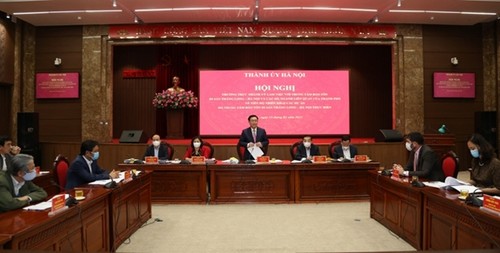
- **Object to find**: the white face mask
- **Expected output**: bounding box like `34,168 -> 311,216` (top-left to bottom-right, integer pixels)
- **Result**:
405,142 -> 413,152
193,142 -> 201,148
303,142 -> 311,148
152,140 -> 160,147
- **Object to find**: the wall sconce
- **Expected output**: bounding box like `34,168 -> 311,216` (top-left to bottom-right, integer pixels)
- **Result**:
450,57 -> 458,66
54,58 -> 62,66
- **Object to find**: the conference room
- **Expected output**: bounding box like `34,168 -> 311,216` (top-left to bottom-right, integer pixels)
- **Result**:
0,0 -> 499,252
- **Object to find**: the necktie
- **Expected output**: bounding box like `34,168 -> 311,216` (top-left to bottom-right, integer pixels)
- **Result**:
252,129 -> 257,142
413,150 -> 419,171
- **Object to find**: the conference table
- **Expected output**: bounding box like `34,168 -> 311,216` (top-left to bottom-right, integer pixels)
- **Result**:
119,161 -> 380,203
369,170 -> 500,250
0,170 -> 152,252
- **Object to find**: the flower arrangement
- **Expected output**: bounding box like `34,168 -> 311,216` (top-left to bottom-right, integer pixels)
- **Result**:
152,90 -> 199,109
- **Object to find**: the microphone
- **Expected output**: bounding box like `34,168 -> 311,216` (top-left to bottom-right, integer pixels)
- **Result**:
465,189 -> 483,207
49,180 -> 78,206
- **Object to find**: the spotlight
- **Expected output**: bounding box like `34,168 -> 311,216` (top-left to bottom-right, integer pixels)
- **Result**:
134,16 -> 139,23
397,0 -> 401,7
112,0 -> 117,8
6,14 -> 10,19
374,16 -> 379,22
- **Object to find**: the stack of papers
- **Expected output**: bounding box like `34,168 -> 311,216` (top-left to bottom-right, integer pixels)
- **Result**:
423,176 -> 481,193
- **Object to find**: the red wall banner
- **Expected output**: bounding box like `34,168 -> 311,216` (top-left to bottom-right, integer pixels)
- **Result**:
109,23 -> 396,40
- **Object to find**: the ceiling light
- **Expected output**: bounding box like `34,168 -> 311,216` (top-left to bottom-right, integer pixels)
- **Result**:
389,9 -> 496,16
135,7 -> 249,12
6,14 -> 10,19
263,7 -> 376,12
13,9 -> 122,15
397,0 -> 401,7
134,16 -> 138,23
374,17 -> 379,22
112,0 -> 117,8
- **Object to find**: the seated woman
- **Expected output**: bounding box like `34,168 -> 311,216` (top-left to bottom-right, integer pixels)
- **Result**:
184,136 -> 211,159
467,133 -> 500,195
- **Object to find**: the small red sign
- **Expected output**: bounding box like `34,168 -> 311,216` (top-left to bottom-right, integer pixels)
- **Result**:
191,156 -> 206,164
313,156 -> 327,163
483,194 -> 500,213
51,194 -> 66,212
257,156 -> 270,163
144,156 -> 158,164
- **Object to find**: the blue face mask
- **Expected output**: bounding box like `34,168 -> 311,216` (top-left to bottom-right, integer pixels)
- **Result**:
92,151 -> 100,160
470,149 -> 479,158
23,170 -> 37,181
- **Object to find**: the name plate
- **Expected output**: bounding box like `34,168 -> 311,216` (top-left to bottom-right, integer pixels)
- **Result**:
51,194 -> 66,212
483,194 -> 500,213
191,156 -> 206,164
257,156 -> 270,163
354,155 -> 369,162
144,156 -> 158,164
313,155 -> 327,163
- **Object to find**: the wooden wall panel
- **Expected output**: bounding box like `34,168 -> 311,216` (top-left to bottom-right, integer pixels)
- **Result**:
112,45 -> 158,139
422,25 -> 484,170
0,18 -> 15,135
34,26 -> 83,142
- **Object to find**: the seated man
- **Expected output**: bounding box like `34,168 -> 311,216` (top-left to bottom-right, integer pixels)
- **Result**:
143,134 -> 169,160
393,132 -> 445,182
66,140 -> 119,190
0,136 -> 21,172
238,115 -> 269,160
0,154 -> 47,212
332,135 -> 358,160
294,136 -> 320,160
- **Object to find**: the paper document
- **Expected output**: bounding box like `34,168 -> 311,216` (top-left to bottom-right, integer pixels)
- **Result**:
88,171 -> 142,185
23,194 -> 70,211
423,176 -> 481,193
247,146 -> 264,160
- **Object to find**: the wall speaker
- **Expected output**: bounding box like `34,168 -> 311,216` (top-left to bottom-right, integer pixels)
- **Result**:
17,112 -> 39,150
17,112 -> 41,165
375,129 -> 403,142
119,130 -> 147,143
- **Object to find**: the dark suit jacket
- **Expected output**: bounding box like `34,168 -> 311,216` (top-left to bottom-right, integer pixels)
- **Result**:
404,144 -> 445,181
238,127 -> 269,160
65,155 -> 111,190
332,145 -> 358,159
0,171 -> 47,212
294,143 -> 321,160
143,143 -> 169,160
1,154 -> 13,173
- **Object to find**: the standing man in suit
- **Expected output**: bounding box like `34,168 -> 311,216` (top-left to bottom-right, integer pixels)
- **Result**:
0,154 -> 47,212
143,134 -> 170,160
0,136 -> 21,172
332,135 -> 358,160
295,136 -> 320,160
238,115 -> 269,160
393,132 -> 445,181
65,140 -> 119,190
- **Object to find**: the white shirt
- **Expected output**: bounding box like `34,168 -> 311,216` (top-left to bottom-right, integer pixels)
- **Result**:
342,147 -> 352,159
1,154 -> 6,171
10,175 -> 25,196
84,156 -> 93,174
154,147 -> 159,157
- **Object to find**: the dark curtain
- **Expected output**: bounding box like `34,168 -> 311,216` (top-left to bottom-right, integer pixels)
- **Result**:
155,44 -> 200,139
